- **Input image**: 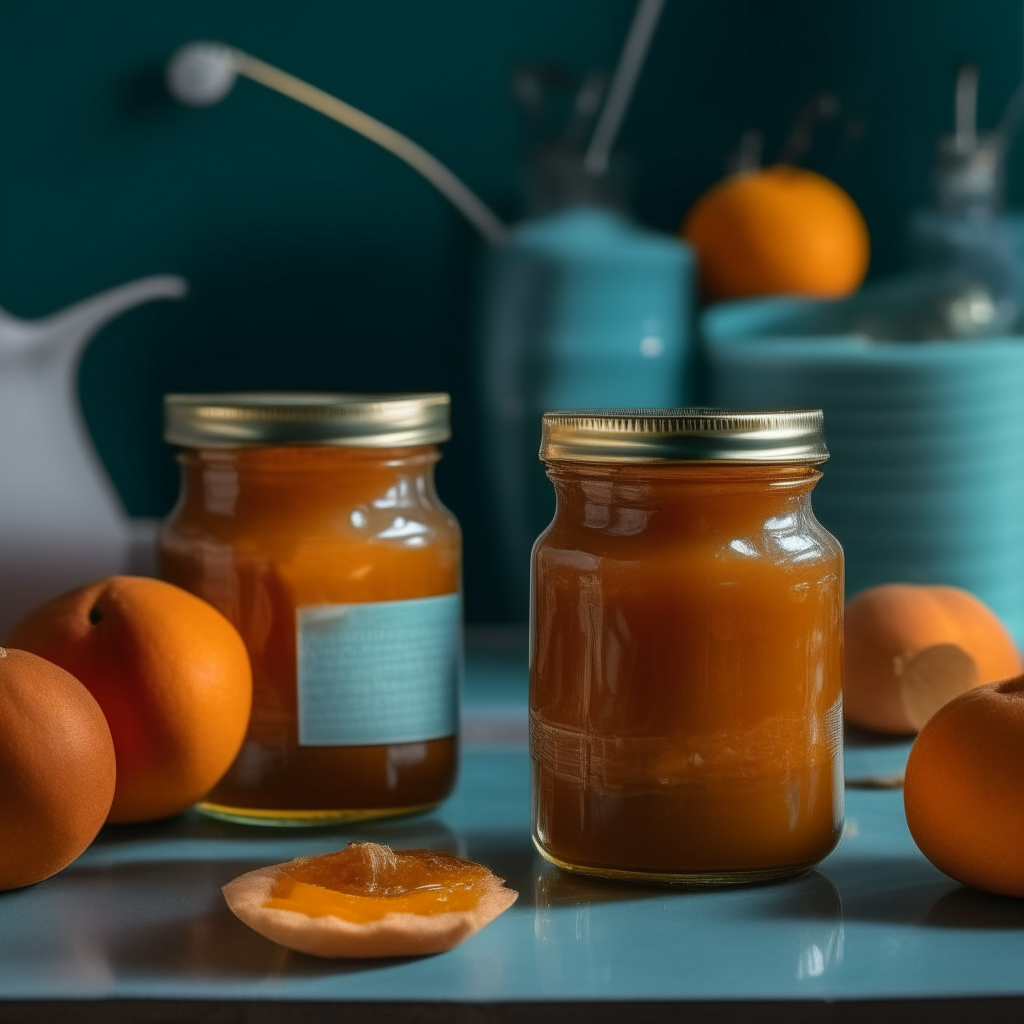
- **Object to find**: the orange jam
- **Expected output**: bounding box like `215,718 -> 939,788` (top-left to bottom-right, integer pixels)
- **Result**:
159,394 -> 461,826
530,410 -> 845,885
265,843 -> 489,921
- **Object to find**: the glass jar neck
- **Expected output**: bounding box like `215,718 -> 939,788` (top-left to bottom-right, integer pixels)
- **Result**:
544,462 -> 822,529
180,444 -> 439,473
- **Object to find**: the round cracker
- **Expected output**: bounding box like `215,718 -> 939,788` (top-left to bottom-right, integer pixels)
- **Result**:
222,859 -> 517,958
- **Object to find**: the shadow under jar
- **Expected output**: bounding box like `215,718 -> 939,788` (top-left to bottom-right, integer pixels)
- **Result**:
160,393 -> 461,826
531,408 -> 844,884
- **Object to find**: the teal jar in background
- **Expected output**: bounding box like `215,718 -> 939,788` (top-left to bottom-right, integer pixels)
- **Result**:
481,203 -> 694,616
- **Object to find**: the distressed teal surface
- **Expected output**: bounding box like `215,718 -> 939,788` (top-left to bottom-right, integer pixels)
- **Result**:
1,646 -> 1018,1005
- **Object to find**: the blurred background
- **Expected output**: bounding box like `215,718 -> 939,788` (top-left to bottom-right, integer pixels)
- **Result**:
1,0 -> 1022,623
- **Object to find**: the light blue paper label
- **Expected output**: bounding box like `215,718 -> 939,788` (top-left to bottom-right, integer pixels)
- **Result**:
296,593 -> 461,747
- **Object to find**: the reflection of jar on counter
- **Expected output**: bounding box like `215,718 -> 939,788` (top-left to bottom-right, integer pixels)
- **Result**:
531,409 -> 844,884
160,393 -> 461,826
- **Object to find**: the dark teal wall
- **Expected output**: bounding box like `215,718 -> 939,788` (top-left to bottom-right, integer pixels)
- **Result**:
1,1 -> 1021,620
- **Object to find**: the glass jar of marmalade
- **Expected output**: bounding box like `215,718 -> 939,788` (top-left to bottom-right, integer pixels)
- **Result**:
160,393 -> 461,826
531,409 -> 844,884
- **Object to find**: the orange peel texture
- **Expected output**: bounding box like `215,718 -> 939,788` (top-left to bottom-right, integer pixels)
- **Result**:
904,675 -> 1024,897
223,842 -> 518,958
682,165 -> 869,300
8,575 -> 253,822
0,647 -> 116,890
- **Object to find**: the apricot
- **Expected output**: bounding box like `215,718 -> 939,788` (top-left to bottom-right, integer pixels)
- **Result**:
224,842 -> 518,958
904,676 -> 1024,896
682,165 -> 869,300
845,584 -> 1022,735
7,576 -> 252,823
0,647 -> 116,890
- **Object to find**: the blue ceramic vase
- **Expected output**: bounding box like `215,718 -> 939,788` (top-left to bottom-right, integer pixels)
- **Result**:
704,297 -> 1024,645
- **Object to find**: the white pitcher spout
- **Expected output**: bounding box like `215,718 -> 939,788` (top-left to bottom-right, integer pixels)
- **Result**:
0,272 -> 189,632
26,274 -> 189,358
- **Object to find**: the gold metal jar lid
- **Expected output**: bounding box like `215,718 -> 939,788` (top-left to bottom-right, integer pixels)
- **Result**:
164,392 -> 451,448
540,408 -> 828,464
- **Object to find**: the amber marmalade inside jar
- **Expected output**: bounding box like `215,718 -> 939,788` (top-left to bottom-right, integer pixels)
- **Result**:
160,441 -> 461,825
531,454 -> 844,884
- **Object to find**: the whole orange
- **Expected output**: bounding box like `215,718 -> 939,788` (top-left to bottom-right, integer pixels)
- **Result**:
904,675 -> 1024,897
0,647 -> 116,890
7,576 -> 252,823
682,166 -> 870,300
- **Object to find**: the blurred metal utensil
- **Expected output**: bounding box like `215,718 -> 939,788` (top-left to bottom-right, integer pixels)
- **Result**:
583,0 -> 665,177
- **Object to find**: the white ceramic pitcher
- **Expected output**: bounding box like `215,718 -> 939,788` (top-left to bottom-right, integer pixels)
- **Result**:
0,274 -> 187,632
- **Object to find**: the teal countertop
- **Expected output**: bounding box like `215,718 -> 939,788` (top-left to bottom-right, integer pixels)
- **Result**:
3,641 -> 1022,1021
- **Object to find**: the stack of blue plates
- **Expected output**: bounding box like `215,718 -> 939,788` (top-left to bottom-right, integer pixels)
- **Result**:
704,297 -> 1024,646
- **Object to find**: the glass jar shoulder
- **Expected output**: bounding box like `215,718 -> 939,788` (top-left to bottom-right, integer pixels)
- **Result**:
161,446 -> 461,604
535,501 -> 842,579
165,446 -> 460,551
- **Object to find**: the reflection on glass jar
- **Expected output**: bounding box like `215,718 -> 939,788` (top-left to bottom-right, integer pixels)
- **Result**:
160,393 -> 461,826
531,409 -> 844,884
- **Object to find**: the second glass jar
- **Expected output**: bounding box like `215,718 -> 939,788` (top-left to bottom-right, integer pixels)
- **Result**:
160,393 -> 461,826
531,408 -> 845,884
